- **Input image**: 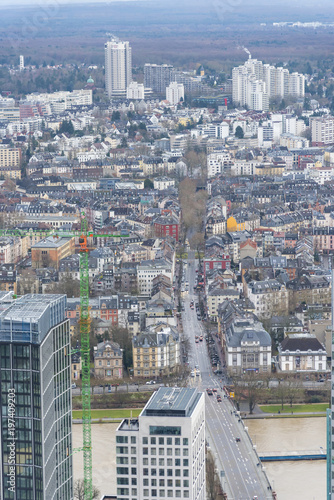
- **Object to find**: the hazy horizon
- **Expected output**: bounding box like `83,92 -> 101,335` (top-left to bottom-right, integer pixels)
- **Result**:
1,0 -> 333,6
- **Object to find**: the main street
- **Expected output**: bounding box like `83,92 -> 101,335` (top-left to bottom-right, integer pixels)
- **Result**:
182,253 -> 273,500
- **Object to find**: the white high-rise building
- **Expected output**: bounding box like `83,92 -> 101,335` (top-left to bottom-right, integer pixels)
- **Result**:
116,387 -> 205,500
19,55 -> 24,71
232,58 -> 305,111
166,82 -> 184,105
105,37 -> 132,98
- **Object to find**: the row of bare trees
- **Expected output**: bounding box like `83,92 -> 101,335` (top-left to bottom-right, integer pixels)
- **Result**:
232,372 -> 308,414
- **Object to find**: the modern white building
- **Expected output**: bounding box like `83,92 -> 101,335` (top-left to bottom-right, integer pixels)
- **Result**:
127,82 -> 145,100
311,116 -> 334,146
232,57 -> 305,111
105,36 -> 132,98
207,150 -> 231,178
19,54 -> 25,71
166,82 -> 184,105
116,387 -> 205,500
137,260 -> 173,296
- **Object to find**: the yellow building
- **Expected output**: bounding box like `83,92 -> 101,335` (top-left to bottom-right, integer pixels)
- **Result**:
0,167 -> 21,179
0,147 -> 21,167
226,216 -> 245,232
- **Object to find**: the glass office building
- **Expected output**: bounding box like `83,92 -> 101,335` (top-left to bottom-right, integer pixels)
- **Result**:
0,294 -> 73,500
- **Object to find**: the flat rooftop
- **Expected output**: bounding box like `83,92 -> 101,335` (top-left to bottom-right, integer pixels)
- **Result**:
141,387 -> 202,418
32,235 -> 73,248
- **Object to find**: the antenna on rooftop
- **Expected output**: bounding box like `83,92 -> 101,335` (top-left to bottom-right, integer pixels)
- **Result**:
106,33 -> 120,41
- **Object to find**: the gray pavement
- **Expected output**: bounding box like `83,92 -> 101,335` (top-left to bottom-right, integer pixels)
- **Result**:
182,256 -> 274,500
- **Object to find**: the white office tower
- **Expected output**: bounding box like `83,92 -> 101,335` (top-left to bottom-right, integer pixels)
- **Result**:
19,55 -> 24,71
116,387 -> 205,500
166,82 -> 185,105
127,82 -> 145,100
232,58 -> 305,110
105,37 -> 132,98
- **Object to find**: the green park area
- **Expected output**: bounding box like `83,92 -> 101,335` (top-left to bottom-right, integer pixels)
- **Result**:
73,408 -> 142,420
259,403 -> 329,414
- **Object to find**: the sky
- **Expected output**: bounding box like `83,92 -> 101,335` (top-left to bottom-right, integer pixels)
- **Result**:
1,0 -> 330,5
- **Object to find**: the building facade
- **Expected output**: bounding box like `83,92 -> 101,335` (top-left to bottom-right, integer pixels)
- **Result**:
144,64 -> 174,93
94,340 -> 123,379
133,323 -> 180,378
0,294 -> 73,500
105,37 -> 132,98
115,387 -> 205,500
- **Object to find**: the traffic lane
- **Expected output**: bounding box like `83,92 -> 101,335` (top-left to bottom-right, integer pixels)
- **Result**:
205,390 -> 269,500
182,267 -> 269,499
205,394 -> 256,500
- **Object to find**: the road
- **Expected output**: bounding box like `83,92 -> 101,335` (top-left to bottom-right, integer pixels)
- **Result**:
182,254 -> 273,500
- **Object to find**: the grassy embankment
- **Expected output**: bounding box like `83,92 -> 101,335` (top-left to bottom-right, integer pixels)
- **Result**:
259,403 -> 329,414
73,408 -> 142,420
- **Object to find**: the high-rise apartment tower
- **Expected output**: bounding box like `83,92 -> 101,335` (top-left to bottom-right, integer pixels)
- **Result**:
105,37 -> 132,98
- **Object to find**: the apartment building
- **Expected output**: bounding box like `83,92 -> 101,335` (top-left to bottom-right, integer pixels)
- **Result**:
133,323 -> 180,378
137,260 -> 173,296
232,57 -> 304,111
105,37 -> 132,98
0,147 -> 21,167
311,116 -> 334,146
144,64 -> 174,93
94,340 -> 123,379
115,387 -> 205,500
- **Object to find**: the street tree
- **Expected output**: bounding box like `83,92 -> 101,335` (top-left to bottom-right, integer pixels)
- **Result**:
74,479 -> 100,500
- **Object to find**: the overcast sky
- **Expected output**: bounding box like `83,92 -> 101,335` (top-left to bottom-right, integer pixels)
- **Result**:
0,0 -> 332,8
0,0 -> 329,5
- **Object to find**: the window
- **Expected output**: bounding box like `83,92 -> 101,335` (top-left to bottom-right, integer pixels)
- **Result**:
131,437 -> 136,444
131,447 -> 136,454
143,458 -> 148,465
183,459 -> 188,466
159,437 -> 164,445
183,469 -> 189,477
116,436 -> 128,444
143,437 -> 148,444
183,448 -> 188,456
183,438 -> 188,445
167,469 -> 173,477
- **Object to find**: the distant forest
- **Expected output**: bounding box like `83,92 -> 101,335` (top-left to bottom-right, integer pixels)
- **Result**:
0,1 -> 334,75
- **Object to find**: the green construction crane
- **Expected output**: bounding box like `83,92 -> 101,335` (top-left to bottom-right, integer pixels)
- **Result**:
0,213 -> 126,500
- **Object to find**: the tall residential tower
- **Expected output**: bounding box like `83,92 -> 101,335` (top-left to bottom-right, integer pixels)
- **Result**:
0,293 -> 73,500
105,36 -> 132,99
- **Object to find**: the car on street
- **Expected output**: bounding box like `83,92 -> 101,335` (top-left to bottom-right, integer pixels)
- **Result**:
235,437 -> 241,442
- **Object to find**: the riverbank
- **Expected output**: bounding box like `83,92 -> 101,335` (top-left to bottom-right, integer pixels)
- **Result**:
72,408 -> 142,424
243,402 -> 329,419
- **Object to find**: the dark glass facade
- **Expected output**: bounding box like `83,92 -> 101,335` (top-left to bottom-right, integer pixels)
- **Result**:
0,296 -> 73,500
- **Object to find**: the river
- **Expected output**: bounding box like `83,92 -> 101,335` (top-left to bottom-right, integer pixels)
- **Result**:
247,417 -> 326,500
72,418 -> 327,499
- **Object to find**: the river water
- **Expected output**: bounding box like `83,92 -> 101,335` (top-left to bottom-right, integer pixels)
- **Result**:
247,417 -> 326,500
73,418 -> 327,499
